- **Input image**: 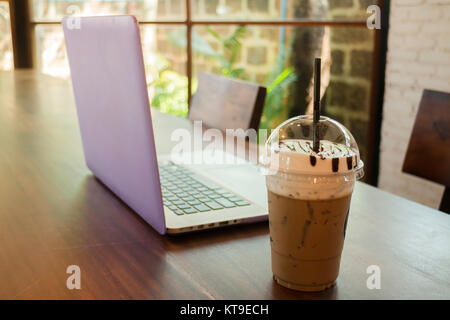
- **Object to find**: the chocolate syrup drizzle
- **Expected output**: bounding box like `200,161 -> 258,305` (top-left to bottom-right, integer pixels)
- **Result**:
280,141 -> 295,152
346,156 -> 353,170
279,140 -> 359,172
332,158 -> 339,172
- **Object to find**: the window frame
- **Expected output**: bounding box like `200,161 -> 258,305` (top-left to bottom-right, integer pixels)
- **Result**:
16,0 -> 384,185
0,0 -> 15,69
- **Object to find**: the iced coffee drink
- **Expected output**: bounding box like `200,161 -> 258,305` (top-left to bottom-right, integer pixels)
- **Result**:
262,116 -> 364,292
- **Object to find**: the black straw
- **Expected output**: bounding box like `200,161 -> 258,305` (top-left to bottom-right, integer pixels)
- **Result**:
313,58 -> 321,153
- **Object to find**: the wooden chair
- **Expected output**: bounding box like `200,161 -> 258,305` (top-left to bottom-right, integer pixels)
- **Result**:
189,72 -> 266,133
402,89 -> 450,213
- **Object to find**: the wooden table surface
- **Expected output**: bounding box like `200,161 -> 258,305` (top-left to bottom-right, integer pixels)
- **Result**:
1,70 -> 449,300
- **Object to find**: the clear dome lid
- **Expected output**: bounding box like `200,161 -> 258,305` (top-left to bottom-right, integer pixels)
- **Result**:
261,115 -> 364,178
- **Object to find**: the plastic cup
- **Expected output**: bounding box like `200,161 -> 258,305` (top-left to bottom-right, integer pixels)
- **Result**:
261,115 -> 364,292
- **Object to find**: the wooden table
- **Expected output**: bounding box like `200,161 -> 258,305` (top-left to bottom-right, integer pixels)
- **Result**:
1,71 -> 449,300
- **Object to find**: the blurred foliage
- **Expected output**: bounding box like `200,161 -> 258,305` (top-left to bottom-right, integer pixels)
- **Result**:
169,26 -> 247,78
204,26 -> 247,78
259,66 -> 297,129
148,55 -> 194,118
259,38 -> 297,130
152,26 -> 296,128
151,69 -> 189,117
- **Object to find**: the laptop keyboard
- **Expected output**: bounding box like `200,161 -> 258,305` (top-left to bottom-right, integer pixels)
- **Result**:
159,162 -> 250,215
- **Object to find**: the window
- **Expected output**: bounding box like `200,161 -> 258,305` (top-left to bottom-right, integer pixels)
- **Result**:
28,0 -> 381,182
0,0 -> 13,70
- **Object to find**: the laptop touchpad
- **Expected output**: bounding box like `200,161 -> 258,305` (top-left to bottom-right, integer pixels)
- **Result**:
201,164 -> 268,208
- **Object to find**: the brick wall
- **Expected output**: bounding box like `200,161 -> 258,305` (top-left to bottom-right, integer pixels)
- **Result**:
379,0 -> 450,208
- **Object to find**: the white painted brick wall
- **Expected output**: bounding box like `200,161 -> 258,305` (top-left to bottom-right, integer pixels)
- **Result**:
379,0 -> 450,209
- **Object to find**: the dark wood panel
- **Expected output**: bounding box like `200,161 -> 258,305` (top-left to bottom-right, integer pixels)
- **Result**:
0,71 -> 449,299
403,90 -> 450,187
9,0 -> 33,68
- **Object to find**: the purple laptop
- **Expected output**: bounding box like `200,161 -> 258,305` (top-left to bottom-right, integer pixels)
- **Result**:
63,16 -> 267,235
63,16 -> 166,234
